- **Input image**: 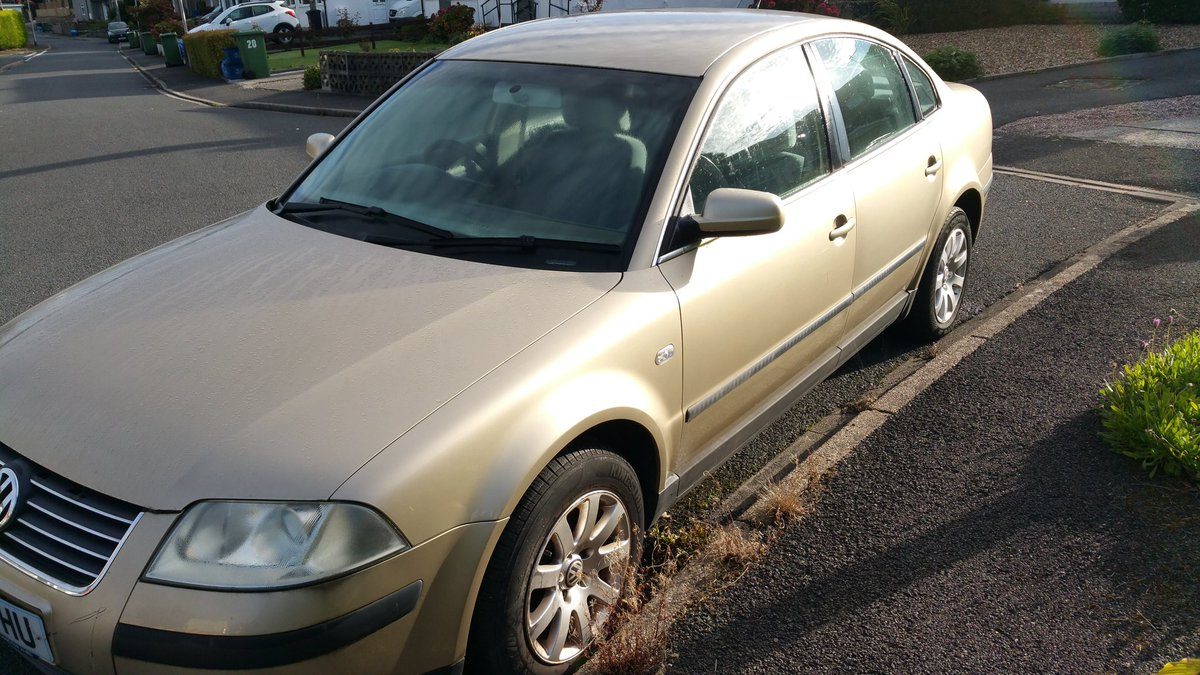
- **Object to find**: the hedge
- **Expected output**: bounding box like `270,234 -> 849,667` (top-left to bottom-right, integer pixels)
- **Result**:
183,29 -> 236,79
1118,0 -> 1200,23
0,10 -> 27,50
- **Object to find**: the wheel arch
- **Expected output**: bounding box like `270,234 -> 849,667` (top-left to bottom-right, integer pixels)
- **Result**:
954,188 -> 983,240
561,418 -> 662,530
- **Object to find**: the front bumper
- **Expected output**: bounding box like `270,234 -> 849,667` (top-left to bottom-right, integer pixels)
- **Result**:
1,515 -> 504,674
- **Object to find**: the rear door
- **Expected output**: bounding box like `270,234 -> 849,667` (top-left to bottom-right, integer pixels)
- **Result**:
810,37 -> 944,332
659,43 -> 856,479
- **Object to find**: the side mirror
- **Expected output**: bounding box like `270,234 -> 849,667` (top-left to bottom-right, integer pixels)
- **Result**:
305,132 -> 335,160
693,188 -> 785,237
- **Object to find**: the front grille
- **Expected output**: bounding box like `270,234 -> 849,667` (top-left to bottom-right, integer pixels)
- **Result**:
0,444 -> 143,595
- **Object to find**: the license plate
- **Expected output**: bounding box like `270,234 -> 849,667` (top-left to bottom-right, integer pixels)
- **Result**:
0,597 -> 54,664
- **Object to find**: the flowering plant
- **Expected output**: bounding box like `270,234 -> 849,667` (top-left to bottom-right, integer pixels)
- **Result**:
757,0 -> 841,16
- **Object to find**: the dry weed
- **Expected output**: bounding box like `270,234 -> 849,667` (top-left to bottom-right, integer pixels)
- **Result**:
707,524 -> 767,567
754,481 -> 810,526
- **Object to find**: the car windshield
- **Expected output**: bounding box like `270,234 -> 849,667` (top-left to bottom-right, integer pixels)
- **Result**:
281,60 -> 698,271
108,21 -> 127,29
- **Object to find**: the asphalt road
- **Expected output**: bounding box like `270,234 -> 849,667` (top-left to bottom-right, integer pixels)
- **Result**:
0,34 -> 348,327
0,35 -> 346,674
977,49 -> 1200,196
669,213 -> 1200,674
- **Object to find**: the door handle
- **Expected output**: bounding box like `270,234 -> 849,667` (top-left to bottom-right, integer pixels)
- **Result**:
925,156 -> 942,176
829,215 -> 856,241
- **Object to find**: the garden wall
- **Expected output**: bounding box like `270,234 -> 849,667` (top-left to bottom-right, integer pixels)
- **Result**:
319,50 -> 437,96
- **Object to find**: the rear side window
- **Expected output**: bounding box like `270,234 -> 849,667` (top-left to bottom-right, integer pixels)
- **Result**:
252,5 -> 273,15
689,45 -> 831,213
903,57 -> 938,117
812,38 -> 917,160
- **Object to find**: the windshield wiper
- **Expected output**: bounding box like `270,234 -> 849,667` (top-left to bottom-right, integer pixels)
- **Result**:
363,234 -> 622,254
277,198 -> 454,239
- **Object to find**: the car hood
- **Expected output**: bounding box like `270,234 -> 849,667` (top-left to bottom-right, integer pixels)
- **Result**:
0,207 -> 619,510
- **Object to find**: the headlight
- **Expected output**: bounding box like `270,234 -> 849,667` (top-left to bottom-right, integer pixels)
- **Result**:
143,501 -> 408,590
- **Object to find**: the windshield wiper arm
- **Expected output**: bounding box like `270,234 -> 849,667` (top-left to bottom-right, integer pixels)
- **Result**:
277,198 -> 454,239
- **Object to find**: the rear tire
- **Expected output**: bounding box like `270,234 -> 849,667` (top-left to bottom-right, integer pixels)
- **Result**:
906,206 -> 972,340
467,447 -> 644,674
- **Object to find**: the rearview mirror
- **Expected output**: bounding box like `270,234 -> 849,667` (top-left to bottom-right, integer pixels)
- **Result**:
305,132 -> 335,160
693,188 -> 784,237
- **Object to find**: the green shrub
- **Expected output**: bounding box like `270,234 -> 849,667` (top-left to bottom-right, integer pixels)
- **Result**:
127,0 -> 176,34
1097,21 -> 1162,56
427,4 -> 473,41
302,64 -> 321,89
183,29 -> 235,78
874,0 -> 913,34
1100,327 -> 1200,479
1118,0 -> 1200,23
0,10 -> 28,49
397,22 -> 426,42
152,19 -> 185,39
923,46 -> 983,81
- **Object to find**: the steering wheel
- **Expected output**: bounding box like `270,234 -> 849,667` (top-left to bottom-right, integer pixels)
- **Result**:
422,139 -> 490,180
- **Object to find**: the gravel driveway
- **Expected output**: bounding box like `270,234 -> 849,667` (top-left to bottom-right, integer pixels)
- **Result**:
902,24 -> 1200,76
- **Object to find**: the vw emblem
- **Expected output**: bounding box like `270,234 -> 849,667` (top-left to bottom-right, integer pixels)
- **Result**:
0,467 -> 21,531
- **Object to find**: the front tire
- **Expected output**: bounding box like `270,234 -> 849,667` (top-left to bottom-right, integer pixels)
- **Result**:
272,24 -> 295,44
906,206 -> 973,340
467,447 -> 644,674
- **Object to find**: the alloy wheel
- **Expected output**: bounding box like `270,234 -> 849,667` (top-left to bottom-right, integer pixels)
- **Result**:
525,489 -> 631,664
933,227 -> 968,325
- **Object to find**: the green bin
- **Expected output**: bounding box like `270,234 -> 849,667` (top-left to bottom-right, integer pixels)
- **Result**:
141,32 -> 156,56
161,32 -> 183,66
128,30 -> 140,49
233,31 -> 269,80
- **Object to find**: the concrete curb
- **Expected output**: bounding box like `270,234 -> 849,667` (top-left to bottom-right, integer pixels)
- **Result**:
963,46 -> 1200,84
117,48 -> 227,108
117,49 -> 363,117
231,100 -> 361,117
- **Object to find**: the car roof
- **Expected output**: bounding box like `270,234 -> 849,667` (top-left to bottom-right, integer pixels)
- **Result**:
439,9 -> 843,78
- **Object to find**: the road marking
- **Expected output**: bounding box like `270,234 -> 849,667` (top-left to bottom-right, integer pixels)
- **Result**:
23,50 -> 48,62
995,165 -> 1196,203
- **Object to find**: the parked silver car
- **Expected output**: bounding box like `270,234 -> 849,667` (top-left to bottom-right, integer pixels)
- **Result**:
0,9 -> 990,674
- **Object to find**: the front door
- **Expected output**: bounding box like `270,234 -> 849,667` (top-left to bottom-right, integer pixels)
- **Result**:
659,43 -> 856,479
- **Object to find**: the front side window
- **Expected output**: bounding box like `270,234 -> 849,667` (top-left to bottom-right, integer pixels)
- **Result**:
689,45 -> 830,213
283,61 -> 698,271
813,38 -> 916,160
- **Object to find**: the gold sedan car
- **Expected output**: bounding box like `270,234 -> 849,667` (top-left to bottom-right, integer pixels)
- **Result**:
0,9 -> 990,675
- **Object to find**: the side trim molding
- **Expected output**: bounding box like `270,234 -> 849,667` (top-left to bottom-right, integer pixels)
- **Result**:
851,241 -> 924,301
685,293 -> 853,422
684,240 -> 925,423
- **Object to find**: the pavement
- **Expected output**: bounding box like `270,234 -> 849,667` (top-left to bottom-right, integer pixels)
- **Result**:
110,34 -> 373,117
